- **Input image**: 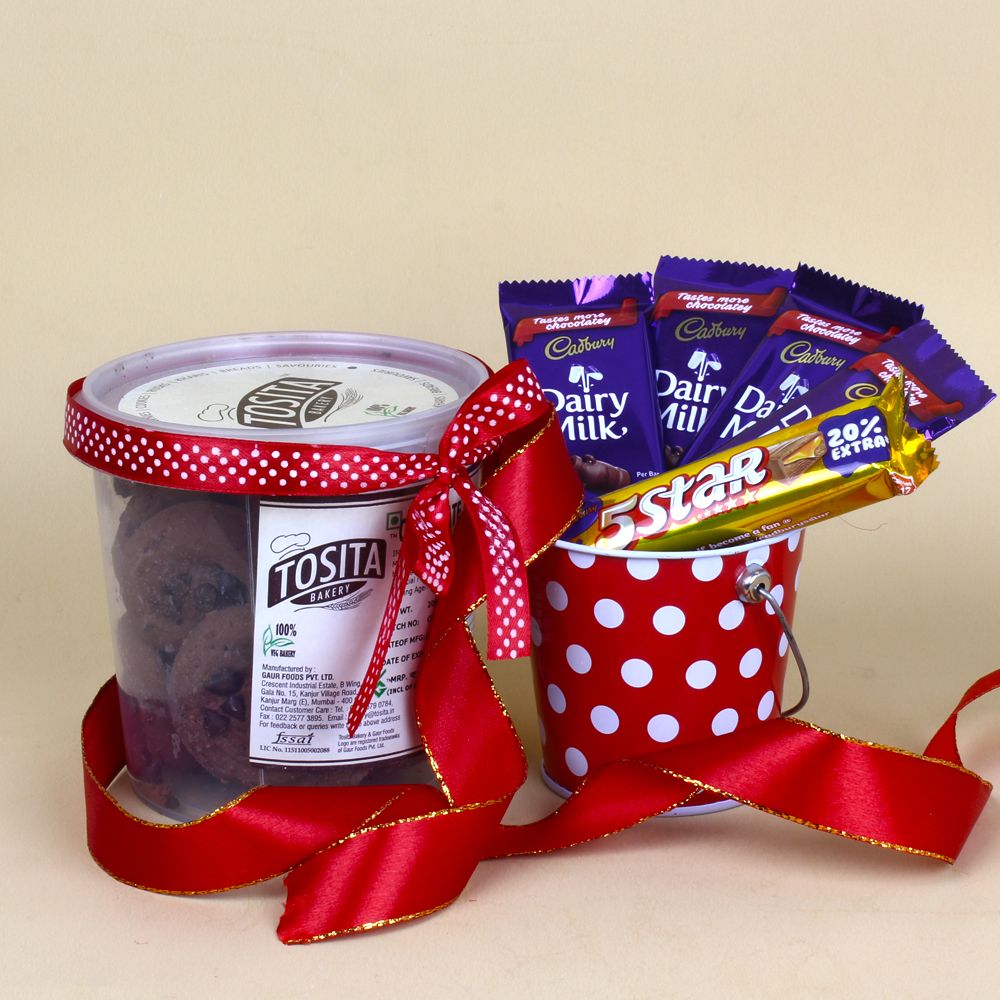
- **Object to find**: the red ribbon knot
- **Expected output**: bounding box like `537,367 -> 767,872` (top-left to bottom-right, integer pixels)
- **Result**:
345,368 -> 542,735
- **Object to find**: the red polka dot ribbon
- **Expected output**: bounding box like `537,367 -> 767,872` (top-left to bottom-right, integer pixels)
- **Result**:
65,361 -> 549,733
64,363 -> 546,499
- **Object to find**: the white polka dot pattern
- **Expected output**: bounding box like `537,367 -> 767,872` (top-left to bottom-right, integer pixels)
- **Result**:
758,690 -> 776,720
739,647 -> 763,678
565,747 -> 588,777
621,658 -> 653,688
685,659 -> 717,690
546,581 -> 569,611
652,605 -> 685,636
711,708 -> 739,736
626,557 -> 658,581
590,705 -> 620,735
566,644 -> 592,674
647,714 -> 680,744
593,598 -> 624,628
547,684 -> 567,714
692,556 -> 723,582
529,520 -> 808,798
718,600 -> 745,631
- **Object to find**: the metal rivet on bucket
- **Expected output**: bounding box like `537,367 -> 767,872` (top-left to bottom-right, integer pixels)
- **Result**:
737,564 -> 810,717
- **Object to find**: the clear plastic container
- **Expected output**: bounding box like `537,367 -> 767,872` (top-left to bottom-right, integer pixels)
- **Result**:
80,331 -> 489,819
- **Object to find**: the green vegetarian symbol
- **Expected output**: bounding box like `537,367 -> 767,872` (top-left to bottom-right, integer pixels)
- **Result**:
262,625 -> 295,656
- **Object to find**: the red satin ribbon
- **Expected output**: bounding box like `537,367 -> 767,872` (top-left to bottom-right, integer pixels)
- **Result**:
82,664 -> 997,941
75,364 -> 996,943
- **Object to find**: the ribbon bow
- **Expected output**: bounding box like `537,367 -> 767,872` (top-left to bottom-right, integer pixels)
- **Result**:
346,365 -> 547,735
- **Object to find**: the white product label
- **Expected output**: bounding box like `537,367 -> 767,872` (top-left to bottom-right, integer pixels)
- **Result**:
248,492 -> 434,766
118,359 -> 457,430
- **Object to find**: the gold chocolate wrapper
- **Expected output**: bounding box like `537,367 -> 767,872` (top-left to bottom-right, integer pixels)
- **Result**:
574,377 -> 937,551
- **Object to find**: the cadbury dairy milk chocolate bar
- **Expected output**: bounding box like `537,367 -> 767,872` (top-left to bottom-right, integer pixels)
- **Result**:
500,273 -> 665,489
651,255 -> 793,468
725,320 -> 995,447
573,378 -> 936,552
684,264 -> 924,461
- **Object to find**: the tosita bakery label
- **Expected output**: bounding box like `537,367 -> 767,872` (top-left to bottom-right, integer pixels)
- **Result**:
267,537 -> 388,606
248,493 -> 436,766
117,359 -> 457,430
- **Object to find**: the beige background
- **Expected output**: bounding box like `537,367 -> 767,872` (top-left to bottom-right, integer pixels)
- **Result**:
3,1 -> 1000,996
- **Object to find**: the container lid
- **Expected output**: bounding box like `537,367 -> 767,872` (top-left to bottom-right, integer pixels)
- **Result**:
79,331 -> 490,453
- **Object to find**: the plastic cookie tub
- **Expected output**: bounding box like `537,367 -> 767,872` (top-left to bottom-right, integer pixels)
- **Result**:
65,331 -> 489,819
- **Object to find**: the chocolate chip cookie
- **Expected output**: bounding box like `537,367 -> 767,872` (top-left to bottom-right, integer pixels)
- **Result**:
167,604 -> 259,786
115,614 -> 199,808
111,483 -> 195,583
116,613 -> 171,702
120,500 -> 251,650
166,604 -> 374,790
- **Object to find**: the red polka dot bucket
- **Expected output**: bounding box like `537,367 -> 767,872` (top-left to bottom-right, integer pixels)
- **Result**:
528,531 -> 806,814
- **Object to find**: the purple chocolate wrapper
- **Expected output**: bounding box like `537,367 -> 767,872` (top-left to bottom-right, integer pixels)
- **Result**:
685,264 -> 924,460
651,255 -> 793,466
725,320 -> 995,446
500,273 -> 665,487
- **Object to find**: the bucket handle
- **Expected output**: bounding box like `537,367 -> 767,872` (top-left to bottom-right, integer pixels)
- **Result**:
737,564 -> 810,717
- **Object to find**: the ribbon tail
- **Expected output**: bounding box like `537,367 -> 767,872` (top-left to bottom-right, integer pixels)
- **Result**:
924,666 -> 1000,765
346,543 -> 413,737
462,484 -> 532,661
82,678 -> 446,893
278,798 -> 506,943
492,714 -> 993,865
643,717 -> 993,863
279,587 -> 533,942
